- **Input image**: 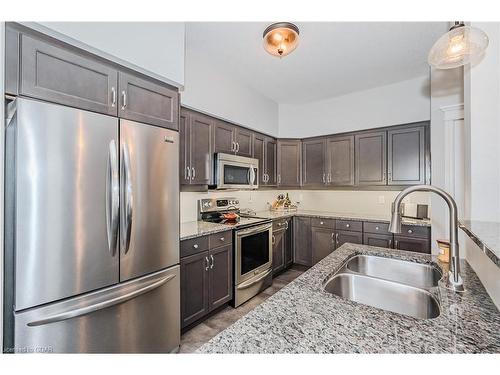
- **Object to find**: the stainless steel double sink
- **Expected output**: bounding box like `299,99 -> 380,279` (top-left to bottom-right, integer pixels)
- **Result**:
324,254 -> 442,319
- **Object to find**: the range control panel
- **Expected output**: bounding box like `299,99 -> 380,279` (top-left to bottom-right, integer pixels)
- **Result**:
199,198 -> 240,213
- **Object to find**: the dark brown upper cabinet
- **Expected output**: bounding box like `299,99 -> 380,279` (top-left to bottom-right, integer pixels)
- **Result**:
118,72 -> 179,130
234,128 -> 253,157
213,120 -> 235,154
20,34 -> 118,116
253,133 -> 277,186
302,138 -> 327,188
387,125 -> 426,185
253,133 -> 265,185
277,140 -> 302,187
213,120 -> 253,157
326,135 -> 355,186
180,109 -> 213,186
355,131 -> 387,186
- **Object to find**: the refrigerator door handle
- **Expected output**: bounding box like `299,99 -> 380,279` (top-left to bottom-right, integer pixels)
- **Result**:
106,140 -> 119,256
121,142 -> 134,254
26,274 -> 176,327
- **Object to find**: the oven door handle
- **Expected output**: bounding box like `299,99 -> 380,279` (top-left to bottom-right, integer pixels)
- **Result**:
236,268 -> 273,290
236,222 -> 272,237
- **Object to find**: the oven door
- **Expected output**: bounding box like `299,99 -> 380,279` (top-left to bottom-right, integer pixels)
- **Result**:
235,222 -> 273,285
216,154 -> 258,189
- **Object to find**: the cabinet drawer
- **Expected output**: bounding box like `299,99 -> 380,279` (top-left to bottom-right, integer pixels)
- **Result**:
400,224 -> 430,239
181,236 -> 209,258
273,218 -> 290,231
20,34 -> 118,116
363,222 -> 390,234
335,220 -> 362,232
311,217 -> 335,229
209,231 -> 232,248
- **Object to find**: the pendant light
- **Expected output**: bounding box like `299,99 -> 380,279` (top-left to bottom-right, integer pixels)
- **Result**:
263,22 -> 300,58
428,22 -> 489,69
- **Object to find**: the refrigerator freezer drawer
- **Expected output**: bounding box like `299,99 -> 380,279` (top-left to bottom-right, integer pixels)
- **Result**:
11,266 -> 180,353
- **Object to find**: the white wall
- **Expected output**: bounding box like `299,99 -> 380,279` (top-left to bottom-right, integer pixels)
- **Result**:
278,75 -> 431,138
181,48 -> 279,136
180,189 -> 431,223
31,22 -> 186,88
465,22 -> 500,222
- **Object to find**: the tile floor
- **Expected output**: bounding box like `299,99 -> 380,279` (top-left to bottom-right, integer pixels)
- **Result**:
179,265 -> 307,353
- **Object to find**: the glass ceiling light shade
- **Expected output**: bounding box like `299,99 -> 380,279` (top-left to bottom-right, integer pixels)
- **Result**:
263,22 -> 299,57
428,22 -> 489,69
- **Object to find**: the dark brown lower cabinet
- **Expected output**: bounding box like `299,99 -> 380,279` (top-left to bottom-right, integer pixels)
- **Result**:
272,228 -> 286,275
181,240 -> 232,329
293,216 -> 312,266
180,252 -> 209,328
335,230 -> 363,248
363,233 -> 393,248
311,226 -> 335,264
394,235 -> 431,254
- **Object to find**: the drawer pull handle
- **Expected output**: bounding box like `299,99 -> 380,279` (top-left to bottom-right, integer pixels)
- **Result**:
193,244 -> 199,249
408,229 -> 413,234
220,237 -> 225,241
346,224 -> 350,228
320,221 -> 324,225
375,226 -> 379,230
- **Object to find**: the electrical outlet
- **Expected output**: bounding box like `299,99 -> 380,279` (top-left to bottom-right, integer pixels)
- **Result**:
378,195 -> 385,204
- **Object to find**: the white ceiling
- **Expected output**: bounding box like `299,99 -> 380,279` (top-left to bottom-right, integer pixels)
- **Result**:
186,22 -> 448,104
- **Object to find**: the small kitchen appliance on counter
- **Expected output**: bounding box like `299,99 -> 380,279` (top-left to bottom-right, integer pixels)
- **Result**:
199,198 -> 273,307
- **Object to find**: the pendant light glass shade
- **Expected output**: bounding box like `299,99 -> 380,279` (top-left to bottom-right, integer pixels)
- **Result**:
263,22 -> 299,57
428,23 -> 489,69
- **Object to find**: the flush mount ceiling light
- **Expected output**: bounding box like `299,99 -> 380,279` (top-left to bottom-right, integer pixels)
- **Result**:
263,22 -> 300,58
428,21 -> 489,69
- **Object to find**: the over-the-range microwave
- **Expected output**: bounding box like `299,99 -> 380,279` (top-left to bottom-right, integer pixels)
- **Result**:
214,153 -> 258,190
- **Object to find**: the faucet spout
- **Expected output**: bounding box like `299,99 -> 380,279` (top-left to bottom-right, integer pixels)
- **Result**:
389,185 -> 464,292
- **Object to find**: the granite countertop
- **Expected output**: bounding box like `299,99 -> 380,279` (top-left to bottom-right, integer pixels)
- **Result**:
253,209 -> 431,227
459,220 -> 500,268
180,221 -> 231,241
197,244 -> 500,353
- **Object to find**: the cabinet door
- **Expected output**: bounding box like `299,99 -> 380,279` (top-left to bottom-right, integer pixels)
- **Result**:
394,236 -> 431,254
335,230 -> 363,249
181,252 -> 209,328
213,120 -> 235,154
312,226 -> 335,264
208,245 -> 233,311
253,134 -> 266,184
277,140 -> 302,186
302,138 -> 326,187
355,131 -> 387,186
118,72 -> 178,130
363,233 -> 393,248
235,128 -> 253,157
327,135 -> 354,186
285,219 -> 294,267
272,229 -> 286,275
387,125 -> 426,185
190,113 -> 213,185
293,217 -> 312,266
20,34 -> 118,116
179,110 -> 191,185
265,138 -> 277,186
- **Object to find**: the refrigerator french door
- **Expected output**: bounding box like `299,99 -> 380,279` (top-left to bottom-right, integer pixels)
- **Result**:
4,98 -> 180,353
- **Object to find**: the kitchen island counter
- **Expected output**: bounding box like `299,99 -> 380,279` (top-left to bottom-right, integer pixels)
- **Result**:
197,244 -> 500,353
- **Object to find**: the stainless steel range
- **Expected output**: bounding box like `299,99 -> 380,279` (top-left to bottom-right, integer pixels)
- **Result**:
199,198 -> 273,307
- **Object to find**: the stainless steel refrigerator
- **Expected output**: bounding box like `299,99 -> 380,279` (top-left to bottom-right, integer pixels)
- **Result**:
3,98 -> 180,353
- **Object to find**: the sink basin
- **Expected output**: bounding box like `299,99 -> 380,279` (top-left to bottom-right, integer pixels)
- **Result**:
324,272 -> 440,319
346,255 -> 442,289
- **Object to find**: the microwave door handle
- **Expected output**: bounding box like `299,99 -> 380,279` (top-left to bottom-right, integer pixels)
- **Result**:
250,165 -> 256,186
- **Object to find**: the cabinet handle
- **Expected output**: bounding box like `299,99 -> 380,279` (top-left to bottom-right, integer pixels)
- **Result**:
192,167 -> 196,180
285,221 -> 289,230
210,255 -> 214,269
331,232 -> 335,243
121,90 -> 127,110
278,222 -> 282,226
220,237 -> 225,242
323,173 -> 326,184
389,239 -> 393,248
186,166 -> 191,180
205,256 -> 209,271
407,229 -> 413,234
375,226 -> 379,231
232,141 -> 236,152
320,221 -> 324,225
111,87 -> 116,107
394,240 -> 399,249
346,224 -> 350,228
272,235 -> 276,245
328,173 -> 332,183
335,233 -> 339,247
236,142 -> 240,153
277,174 -> 281,184
193,244 -> 198,249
